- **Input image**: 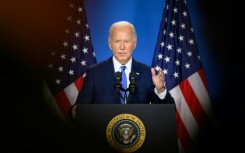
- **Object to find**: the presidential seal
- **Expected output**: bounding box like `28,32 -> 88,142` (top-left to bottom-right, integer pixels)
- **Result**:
106,113 -> 146,153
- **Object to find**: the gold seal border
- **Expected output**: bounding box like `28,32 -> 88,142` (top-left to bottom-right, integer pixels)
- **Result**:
106,113 -> 146,153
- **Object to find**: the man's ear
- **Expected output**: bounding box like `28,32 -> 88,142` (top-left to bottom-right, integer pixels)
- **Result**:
108,39 -> 112,50
134,40 -> 137,50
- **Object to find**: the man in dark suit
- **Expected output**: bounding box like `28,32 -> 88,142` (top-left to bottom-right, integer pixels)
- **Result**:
71,21 -> 174,117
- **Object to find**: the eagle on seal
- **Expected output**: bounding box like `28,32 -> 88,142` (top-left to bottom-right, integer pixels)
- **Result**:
118,123 -> 135,144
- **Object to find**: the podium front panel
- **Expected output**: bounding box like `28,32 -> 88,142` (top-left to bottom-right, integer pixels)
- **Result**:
74,104 -> 178,153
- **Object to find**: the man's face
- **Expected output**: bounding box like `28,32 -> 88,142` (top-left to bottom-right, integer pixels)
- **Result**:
109,26 -> 136,65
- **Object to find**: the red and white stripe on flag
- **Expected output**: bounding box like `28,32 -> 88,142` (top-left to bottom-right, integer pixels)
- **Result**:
170,69 -> 215,152
53,75 -> 84,120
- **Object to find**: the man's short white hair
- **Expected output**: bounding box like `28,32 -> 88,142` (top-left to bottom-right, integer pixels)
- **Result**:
108,21 -> 137,41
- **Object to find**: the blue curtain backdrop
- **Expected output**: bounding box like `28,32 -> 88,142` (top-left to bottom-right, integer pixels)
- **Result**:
83,0 -> 220,102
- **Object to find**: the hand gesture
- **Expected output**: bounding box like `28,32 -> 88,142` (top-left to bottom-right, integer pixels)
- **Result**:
151,68 -> 165,94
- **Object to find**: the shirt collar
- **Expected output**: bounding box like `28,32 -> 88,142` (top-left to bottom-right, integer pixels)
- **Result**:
113,56 -> 132,72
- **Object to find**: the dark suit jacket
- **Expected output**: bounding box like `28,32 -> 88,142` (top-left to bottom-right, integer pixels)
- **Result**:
75,57 -> 175,104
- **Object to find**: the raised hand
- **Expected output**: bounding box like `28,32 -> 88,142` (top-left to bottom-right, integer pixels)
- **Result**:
151,67 -> 165,94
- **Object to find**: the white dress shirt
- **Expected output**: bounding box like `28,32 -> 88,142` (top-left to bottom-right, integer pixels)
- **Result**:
113,56 -> 132,88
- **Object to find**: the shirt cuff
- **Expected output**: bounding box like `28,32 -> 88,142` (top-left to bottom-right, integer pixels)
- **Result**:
154,87 -> 167,99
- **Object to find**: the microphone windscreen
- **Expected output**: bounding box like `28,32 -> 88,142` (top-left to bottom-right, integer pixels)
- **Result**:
114,71 -> 122,82
129,71 -> 137,83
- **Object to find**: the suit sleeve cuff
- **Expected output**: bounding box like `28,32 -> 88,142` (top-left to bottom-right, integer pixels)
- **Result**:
154,87 -> 167,99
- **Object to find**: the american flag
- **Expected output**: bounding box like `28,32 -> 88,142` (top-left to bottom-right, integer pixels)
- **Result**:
152,0 -> 215,152
45,0 -> 96,120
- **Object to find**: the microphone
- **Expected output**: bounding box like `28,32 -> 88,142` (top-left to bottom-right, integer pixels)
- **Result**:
128,71 -> 137,95
114,71 -> 122,95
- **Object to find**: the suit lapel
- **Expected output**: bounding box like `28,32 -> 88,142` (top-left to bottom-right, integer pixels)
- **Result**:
104,57 -> 121,104
127,59 -> 141,104
131,58 -> 141,89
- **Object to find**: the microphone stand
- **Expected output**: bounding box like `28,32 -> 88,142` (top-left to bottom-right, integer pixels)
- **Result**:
115,71 -> 137,104
120,88 -> 128,104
